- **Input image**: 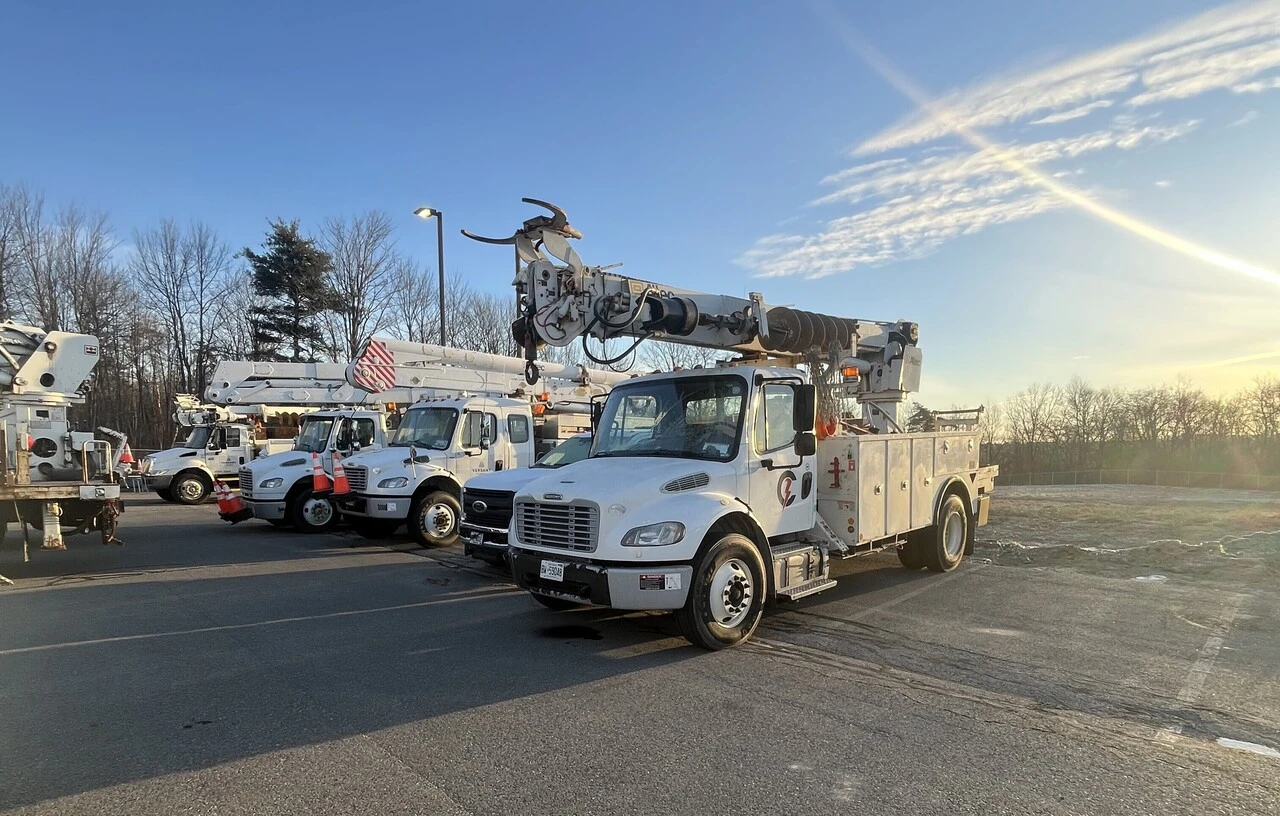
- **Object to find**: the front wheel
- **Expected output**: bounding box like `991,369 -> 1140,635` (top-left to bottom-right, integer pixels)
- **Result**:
172,473 -> 211,505
290,489 -> 338,533
156,487 -> 176,503
922,493 -> 970,573
675,533 -> 767,650
408,491 -> 460,548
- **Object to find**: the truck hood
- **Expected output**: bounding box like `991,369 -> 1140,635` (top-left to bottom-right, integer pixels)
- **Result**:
340,446 -> 448,476
464,465 -> 562,494
243,450 -> 314,481
144,447 -> 203,470
515,457 -> 737,505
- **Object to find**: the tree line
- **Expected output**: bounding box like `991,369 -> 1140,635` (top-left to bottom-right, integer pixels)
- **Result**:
0,183 -> 524,450
916,376 -> 1280,478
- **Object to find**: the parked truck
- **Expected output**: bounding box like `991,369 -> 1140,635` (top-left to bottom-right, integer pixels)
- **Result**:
0,321 -> 124,570
466,200 -> 999,649
334,338 -> 628,546
141,361 -> 371,505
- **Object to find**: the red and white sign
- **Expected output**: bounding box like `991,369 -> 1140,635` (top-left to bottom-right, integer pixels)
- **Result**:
351,339 -> 396,393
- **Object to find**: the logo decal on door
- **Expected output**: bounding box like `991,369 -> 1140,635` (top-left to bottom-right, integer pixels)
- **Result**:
777,470 -> 797,507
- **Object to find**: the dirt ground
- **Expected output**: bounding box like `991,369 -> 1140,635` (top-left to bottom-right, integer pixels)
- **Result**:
978,484 -> 1280,581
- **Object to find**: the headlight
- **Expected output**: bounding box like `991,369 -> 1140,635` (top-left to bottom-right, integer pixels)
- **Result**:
260,478 -> 284,488
621,522 -> 685,547
378,477 -> 409,489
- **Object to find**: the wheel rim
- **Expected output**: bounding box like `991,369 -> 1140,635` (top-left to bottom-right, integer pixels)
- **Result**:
178,480 -> 204,502
943,505 -> 965,558
301,496 -> 334,527
422,502 -> 456,540
708,558 -> 754,628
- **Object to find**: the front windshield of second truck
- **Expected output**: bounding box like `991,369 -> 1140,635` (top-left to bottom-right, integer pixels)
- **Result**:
294,417 -> 334,453
389,407 -> 458,450
183,426 -> 211,450
592,375 -> 746,462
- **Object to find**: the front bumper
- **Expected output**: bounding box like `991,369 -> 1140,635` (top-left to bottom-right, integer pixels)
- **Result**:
462,523 -> 510,563
145,475 -> 174,490
244,498 -> 288,521
510,547 -> 693,610
336,494 -> 411,520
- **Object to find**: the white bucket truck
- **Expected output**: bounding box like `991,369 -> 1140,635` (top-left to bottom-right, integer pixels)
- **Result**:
141,361 -> 367,505
333,338 -> 626,546
468,200 -> 999,649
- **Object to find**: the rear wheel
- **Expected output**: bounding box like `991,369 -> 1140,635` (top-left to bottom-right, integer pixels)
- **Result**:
676,533 -> 766,650
897,534 -> 926,569
172,473 -> 211,505
409,491 -> 460,548
922,493 -> 970,573
349,518 -> 401,539
290,489 -> 338,533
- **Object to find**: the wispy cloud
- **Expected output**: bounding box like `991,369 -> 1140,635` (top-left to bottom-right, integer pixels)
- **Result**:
1230,109 -> 1260,125
1154,179 -> 1173,188
739,1 -> 1280,279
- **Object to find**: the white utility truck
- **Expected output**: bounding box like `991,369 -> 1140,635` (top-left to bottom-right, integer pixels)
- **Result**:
468,200 -> 999,649
141,362 -> 367,504
461,431 -> 592,566
0,322 -> 124,564
334,338 -> 628,546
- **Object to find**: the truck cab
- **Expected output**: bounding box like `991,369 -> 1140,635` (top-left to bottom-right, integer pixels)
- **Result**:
143,421 -> 294,504
461,432 -> 592,566
336,395 -> 543,546
507,366 -> 997,650
238,409 -> 390,532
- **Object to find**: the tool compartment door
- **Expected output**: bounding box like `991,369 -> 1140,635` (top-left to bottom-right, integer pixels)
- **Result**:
857,438 -> 886,541
886,438 -> 911,535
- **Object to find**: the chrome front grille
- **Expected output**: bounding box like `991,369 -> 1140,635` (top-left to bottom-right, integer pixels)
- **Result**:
239,467 -> 254,498
515,500 -> 599,552
346,465 -> 368,492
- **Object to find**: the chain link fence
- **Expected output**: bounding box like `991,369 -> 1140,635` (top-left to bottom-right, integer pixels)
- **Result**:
1000,469 -> 1280,492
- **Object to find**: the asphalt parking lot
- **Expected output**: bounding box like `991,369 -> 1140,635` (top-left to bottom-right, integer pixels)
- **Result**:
2,487 -> 1278,815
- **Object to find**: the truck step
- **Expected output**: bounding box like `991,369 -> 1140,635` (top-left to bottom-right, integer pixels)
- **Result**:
776,578 -> 837,601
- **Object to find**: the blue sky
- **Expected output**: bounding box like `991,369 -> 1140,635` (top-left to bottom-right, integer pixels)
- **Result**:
2,0 -> 1277,405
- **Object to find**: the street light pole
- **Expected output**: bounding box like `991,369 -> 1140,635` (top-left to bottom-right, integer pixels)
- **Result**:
413,206 -> 447,346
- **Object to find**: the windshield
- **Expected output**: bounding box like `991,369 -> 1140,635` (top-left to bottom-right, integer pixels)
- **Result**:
294,417 -> 335,453
535,436 -> 592,468
390,407 -> 458,449
183,426 -> 211,450
592,375 -> 747,462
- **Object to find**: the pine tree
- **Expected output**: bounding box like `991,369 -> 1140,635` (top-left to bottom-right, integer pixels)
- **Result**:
906,402 -> 934,432
242,220 -> 340,361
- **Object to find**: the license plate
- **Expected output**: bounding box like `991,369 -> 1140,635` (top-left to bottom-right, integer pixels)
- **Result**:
539,560 -> 566,582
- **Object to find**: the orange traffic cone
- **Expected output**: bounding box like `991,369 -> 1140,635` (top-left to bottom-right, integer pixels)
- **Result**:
216,480 -> 253,523
310,451 -> 333,494
119,443 -> 134,464
331,451 -> 351,497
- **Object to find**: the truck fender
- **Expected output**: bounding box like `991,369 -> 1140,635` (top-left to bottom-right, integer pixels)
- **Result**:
933,476 -> 976,555
412,474 -> 462,502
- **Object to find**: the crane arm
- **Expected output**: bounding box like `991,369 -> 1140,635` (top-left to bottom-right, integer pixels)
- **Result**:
0,321 -> 101,406
346,337 -> 632,403
462,200 -> 922,409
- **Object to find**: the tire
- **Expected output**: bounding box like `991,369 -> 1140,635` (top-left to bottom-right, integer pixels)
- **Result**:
290,488 -> 339,533
408,490 -> 460,548
531,593 -> 581,611
156,487 -> 176,503
350,518 -> 401,539
922,492 -> 970,573
172,472 -> 211,505
675,532 -> 767,650
897,533 -> 926,570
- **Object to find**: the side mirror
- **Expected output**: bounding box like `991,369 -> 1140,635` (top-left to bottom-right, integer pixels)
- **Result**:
590,398 -> 605,433
795,430 -> 817,458
794,384 -> 817,432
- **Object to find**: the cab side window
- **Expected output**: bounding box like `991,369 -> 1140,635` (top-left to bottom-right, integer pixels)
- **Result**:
753,384 -> 796,453
354,418 -> 376,448
225,427 -> 242,448
461,412 -> 497,448
508,414 -> 530,444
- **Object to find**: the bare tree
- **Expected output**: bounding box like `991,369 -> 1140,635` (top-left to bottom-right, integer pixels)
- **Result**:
1005,382 -> 1063,471
320,211 -> 400,361
210,270 -> 260,361
0,184 -> 29,319
386,261 -> 443,345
